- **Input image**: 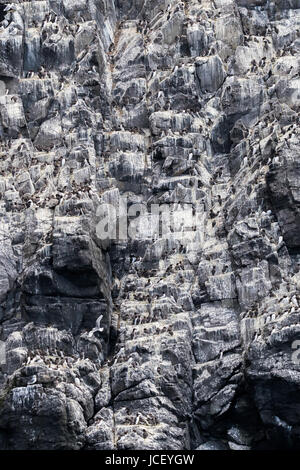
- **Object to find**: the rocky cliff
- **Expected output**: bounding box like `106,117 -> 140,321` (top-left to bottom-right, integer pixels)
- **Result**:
0,0 -> 300,450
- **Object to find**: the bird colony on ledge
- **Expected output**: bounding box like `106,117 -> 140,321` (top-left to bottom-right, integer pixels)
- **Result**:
0,0 -> 300,451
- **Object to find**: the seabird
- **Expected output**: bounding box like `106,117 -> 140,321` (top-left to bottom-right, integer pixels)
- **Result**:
27,375 -> 37,385
75,377 -> 80,387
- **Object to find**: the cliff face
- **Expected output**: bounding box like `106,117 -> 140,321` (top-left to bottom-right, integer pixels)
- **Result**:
0,0 -> 299,450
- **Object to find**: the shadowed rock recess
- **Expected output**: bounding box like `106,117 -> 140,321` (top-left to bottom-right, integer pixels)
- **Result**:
0,0 -> 299,451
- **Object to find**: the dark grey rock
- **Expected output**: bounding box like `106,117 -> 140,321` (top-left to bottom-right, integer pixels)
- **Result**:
0,0 -> 299,451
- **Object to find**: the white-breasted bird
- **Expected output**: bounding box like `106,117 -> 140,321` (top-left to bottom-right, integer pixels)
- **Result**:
75,377 -> 80,387
27,375 -> 37,385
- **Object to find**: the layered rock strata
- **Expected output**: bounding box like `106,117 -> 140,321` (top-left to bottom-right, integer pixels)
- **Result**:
0,0 -> 299,450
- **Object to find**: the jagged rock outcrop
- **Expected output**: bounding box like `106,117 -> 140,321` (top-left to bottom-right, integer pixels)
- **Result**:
0,0 -> 300,450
